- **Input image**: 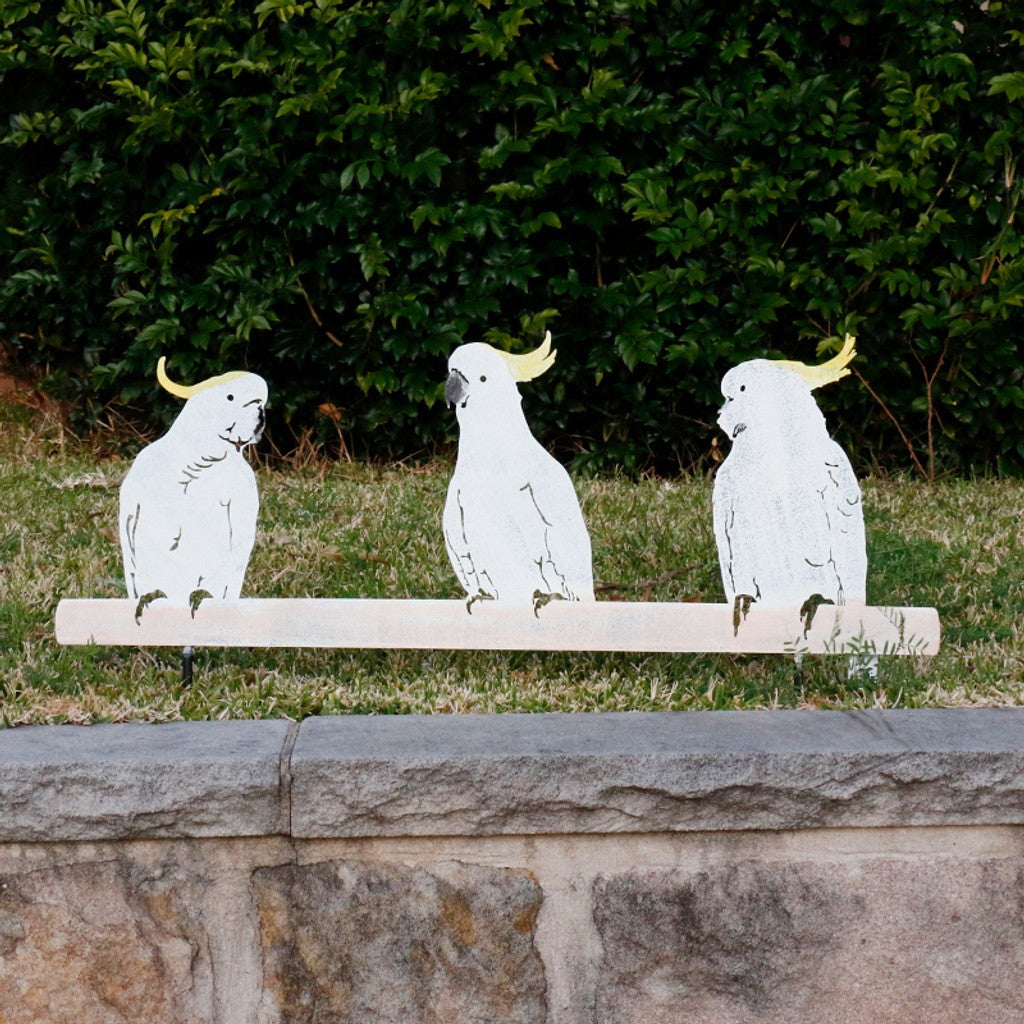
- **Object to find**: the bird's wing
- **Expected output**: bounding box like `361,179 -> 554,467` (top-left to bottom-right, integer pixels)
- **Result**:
442,480 -> 477,595
118,457 -> 188,600
711,466 -> 732,599
119,445 -> 257,603
820,441 -> 867,603
217,470 -> 260,599
711,459 -> 759,601
520,455 -> 594,600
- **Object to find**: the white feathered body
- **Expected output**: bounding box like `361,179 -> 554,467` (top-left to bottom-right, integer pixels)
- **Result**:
444,430 -> 594,603
712,360 -> 866,607
443,343 -> 593,605
119,373 -> 267,604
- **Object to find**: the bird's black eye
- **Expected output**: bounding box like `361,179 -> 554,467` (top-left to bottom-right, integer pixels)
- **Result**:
739,384 -> 746,392
227,394 -> 235,401
480,375 -> 487,382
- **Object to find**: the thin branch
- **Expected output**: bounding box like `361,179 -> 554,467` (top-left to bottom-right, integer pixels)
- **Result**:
921,151 -> 963,220
284,236 -> 343,347
851,368 -> 929,480
909,343 -> 947,483
779,219 -> 799,252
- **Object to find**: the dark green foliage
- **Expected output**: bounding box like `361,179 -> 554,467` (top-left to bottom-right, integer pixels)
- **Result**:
2,0 -> 1022,473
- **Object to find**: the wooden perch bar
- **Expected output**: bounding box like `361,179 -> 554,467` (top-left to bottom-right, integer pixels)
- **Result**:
55,599 -> 940,656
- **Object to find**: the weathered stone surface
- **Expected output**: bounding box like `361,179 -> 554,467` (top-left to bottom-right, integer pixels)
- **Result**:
253,859 -> 547,1024
592,856 -> 1024,1024
0,855 -> 213,1023
3,710 -> 1024,844
0,720 -> 292,841
290,709 -> 1024,837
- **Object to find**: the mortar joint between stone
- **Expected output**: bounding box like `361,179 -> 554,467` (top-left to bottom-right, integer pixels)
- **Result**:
278,720 -> 302,838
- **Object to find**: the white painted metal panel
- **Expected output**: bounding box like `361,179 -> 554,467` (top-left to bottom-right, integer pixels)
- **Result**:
54,598 -> 939,655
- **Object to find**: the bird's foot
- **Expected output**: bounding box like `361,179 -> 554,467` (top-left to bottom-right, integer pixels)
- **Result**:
134,590 -> 167,625
533,590 -> 565,618
465,590 -> 494,615
799,593 -> 835,638
189,588 -> 213,619
732,593 -> 756,636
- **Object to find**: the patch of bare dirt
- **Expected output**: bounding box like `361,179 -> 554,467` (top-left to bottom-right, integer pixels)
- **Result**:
0,344 -> 64,417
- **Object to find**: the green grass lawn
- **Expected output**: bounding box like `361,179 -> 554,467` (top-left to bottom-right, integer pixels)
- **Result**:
1,401 -> 1022,725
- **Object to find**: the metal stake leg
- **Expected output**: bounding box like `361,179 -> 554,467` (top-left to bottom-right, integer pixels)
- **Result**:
181,645 -> 194,687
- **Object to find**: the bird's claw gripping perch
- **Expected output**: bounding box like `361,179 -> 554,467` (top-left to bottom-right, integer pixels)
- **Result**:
799,592 -> 835,638
189,588 -> 213,619
465,590 -> 495,615
134,589 -> 167,625
732,593 -> 756,636
532,590 -> 565,617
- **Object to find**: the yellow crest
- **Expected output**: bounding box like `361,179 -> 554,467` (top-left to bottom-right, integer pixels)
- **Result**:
495,331 -> 557,383
157,357 -> 248,400
775,334 -> 857,390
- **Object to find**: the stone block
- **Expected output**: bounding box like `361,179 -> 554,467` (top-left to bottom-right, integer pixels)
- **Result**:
253,859 -> 547,1023
290,709 -> 1024,838
0,720 -> 291,841
0,855 -> 213,1024
592,856 -> 1024,1024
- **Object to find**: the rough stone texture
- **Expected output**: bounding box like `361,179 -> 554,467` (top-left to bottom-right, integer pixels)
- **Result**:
3,710 -> 1024,843
253,859 -> 547,1024
0,854 -> 213,1023
289,709 -> 1024,837
592,856 -> 1024,1024
2,711 -> 1023,1023
0,720 -> 293,841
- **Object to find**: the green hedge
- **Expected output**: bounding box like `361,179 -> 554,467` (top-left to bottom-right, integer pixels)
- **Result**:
2,0 -> 1023,473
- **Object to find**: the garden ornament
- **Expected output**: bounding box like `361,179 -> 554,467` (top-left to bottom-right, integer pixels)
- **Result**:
442,332 -> 594,613
712,334 -> 867,638
119,357 -> 267,623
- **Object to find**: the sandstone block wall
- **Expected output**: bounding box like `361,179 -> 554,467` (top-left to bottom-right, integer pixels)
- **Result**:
1,709 -> 1023,1023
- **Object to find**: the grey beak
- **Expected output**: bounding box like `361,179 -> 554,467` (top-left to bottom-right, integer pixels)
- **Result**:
444,370 -> 468,408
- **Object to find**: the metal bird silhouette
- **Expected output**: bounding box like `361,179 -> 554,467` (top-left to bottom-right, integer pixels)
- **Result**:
713,335 -> 866,635
442,332 -> 594,613
119,358 -> 267,619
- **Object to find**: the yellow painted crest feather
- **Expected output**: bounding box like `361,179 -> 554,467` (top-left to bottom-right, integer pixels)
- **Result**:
156,357 -> 249,400
495,331 -> 557,382
775,333 -> 857,390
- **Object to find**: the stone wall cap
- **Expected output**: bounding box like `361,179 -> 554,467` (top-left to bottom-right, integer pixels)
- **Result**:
0,719 -> 292,842
0,719 -> 292,762
291,709 -> 1024,838
2,709 -> 1023,842
292,707 -> 1024,758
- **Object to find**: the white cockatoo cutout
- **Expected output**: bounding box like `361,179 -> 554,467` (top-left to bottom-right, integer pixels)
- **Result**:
443,332 -> 594,612
119,357 -> 268,619
712,334 -> 867,634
